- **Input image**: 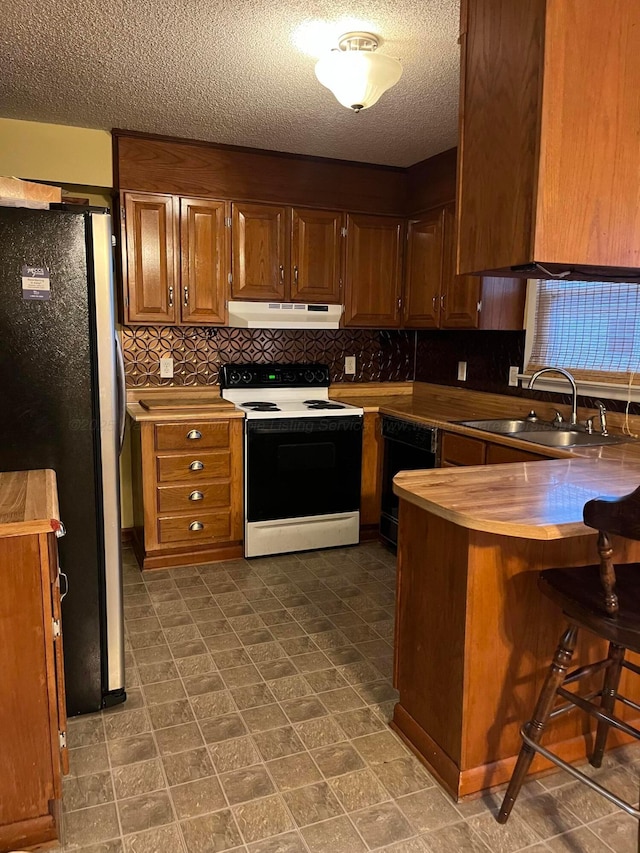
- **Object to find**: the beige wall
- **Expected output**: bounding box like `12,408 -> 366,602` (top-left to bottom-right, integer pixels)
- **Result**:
0,117 -> 134,528
0,118 -> 112,187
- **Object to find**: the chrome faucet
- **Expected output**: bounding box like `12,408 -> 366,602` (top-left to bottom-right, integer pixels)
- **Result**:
594,400 -> 608,436
527,367 -> 578,426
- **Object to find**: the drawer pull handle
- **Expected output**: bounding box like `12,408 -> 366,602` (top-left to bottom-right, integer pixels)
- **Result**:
186,429 -> 202,440
189,460 -> 204,471
189,490 -> 204,501
189,521 -> 204,531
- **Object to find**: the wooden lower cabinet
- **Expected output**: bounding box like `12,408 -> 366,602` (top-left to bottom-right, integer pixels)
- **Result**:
130,416 -> 244,569
441,430 -> 550,467
0,529 -> 67,851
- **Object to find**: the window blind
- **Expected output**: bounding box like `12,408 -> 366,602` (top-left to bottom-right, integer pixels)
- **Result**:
527,280 -> 640,385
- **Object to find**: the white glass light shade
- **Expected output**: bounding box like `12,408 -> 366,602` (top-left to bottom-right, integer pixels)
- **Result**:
315,49 -> 402,112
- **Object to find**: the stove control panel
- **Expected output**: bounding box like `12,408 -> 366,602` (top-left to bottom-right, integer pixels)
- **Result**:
220,364 -> 330,389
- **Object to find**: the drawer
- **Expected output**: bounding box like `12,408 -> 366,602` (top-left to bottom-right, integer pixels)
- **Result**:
155,421 -> 230,451
157,511 -> 231,544
157,482 -> 231,513
156,451 -> 231,483
441,432 -> 486,466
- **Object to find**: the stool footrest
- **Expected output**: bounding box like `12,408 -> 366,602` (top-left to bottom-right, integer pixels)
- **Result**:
556,687 -> 640,742
520,727 -> 640,819
622,659 -> 640,677
564,658 -> 612,685
549,690 -> 602,720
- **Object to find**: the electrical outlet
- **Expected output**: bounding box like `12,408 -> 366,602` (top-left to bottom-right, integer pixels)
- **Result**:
457,361 -> 467,381
160,357 -> 174,378
345,356 -> 356,375
508,365 -> 520,387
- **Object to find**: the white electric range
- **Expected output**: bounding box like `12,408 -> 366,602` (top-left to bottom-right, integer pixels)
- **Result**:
220,363 -> 364,557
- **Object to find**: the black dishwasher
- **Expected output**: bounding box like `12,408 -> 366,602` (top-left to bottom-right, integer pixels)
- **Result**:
380,416 -> 438,548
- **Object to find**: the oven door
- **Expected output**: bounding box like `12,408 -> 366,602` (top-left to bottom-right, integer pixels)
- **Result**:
246,416 -> 363,522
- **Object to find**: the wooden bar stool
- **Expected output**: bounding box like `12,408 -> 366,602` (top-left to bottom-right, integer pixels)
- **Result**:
498,485 -> 640,846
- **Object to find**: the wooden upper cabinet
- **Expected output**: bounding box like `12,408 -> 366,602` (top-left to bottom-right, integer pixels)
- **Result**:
403,210 -> 444,328
231,203 -> 288,301
180,198 -> 229,325
344,214 -> 404,328
122,193 -> 177,324
440,204 -> 481,329
403,205 -> 482,330
290,208 -> 343,304
457,0 -> 640,277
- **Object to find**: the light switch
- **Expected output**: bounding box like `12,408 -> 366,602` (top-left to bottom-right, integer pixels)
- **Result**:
457,361 -> 467,381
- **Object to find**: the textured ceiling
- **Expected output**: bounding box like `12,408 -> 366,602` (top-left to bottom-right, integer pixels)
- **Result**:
2,0 -> 460,167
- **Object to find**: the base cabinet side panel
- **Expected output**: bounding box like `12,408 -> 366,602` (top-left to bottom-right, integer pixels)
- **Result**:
394,502 -> 468,764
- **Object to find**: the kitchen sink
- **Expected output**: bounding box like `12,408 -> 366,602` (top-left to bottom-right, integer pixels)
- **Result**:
515,430 -> 628,448
459,418 -> 553,435
458,418 -> 630,448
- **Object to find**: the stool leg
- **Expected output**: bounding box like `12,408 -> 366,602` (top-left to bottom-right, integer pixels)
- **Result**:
591,643 -> 625,768
497,624 -> 578,824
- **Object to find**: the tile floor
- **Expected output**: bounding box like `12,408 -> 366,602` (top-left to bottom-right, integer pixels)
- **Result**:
57,542 -> 639,853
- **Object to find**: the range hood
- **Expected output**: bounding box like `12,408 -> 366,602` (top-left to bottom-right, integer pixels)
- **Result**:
227,301 -> 343,330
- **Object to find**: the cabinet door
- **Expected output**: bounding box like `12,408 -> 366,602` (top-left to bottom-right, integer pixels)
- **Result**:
440,204 -> 481,329
122,192 -> 178,324
0,534 -> 58,834
344,214 -> 404,327
440,432 -> 486,466
291,208 -> 343,303
180,198 -> 229,325
403,211 -> 444,328
231,203 -> 288,301
485,443 -> 549,464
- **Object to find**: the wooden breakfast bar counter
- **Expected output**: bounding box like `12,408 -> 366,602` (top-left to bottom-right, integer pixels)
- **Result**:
391,457 -> 640,800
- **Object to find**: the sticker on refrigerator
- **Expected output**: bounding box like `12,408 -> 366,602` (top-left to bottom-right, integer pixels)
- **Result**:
22,265 -> 51,300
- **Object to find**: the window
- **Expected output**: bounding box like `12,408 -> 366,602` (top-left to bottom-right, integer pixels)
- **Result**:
525,280 -> 640,397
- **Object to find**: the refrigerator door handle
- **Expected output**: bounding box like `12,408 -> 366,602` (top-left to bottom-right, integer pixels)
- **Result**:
115,333 -> 127,454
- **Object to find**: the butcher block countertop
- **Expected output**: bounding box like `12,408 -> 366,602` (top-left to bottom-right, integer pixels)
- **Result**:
394,458 -> 640,540
127,390 -> 242,423
0,469 -> 60,538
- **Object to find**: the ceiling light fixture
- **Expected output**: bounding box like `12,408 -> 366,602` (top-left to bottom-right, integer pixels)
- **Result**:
314,32 -> 403,113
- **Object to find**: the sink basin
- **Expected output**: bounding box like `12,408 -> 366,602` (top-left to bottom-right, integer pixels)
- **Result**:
459,418 -> 552,434
458,418 -> 630,448
516,430 -> 628,448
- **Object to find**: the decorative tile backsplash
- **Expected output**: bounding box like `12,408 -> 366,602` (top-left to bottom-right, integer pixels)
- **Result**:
415,330 -> 525,395
121,326 -> 416,386
415,329 -> 640,415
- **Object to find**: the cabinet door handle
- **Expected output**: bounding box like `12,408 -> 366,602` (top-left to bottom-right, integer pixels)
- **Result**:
189,460 -> 204,471
189,490 -> 204,501
184,286 -> 189,307
279,265 -> 285,282
168,285 -> 174,308
432,295 -> 438,310
189,521 -> 204,531
186,429 -> 202,440
59,570 -> 69,601
440,294 -> 446,309
293,265 -> 299,283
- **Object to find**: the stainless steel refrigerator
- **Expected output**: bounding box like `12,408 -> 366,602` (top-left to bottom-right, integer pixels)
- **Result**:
0,206 -> 126,715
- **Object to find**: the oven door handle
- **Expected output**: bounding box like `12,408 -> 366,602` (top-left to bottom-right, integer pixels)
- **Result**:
246,416 -> 362,436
